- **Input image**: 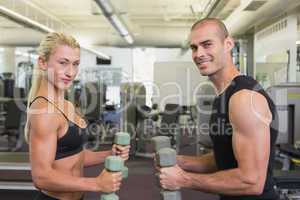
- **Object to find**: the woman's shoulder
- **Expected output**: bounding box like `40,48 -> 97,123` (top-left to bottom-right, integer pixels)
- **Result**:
28,97 -> 63,128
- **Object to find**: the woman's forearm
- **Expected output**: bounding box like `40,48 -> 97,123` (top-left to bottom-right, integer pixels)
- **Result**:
83,149 -> 112,167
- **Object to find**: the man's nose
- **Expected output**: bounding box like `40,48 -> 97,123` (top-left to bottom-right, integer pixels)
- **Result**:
195,46 -> 205,58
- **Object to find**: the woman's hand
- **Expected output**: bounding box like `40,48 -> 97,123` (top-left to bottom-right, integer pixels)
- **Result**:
112,144 -> 130,161
96,169 -> 122,193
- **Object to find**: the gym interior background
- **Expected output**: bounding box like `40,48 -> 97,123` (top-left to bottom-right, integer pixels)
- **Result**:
0,0 -> 300,199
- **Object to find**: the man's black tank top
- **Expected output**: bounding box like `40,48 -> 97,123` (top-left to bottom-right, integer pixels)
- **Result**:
29,96 -> 85,160
209,75 -> 279,200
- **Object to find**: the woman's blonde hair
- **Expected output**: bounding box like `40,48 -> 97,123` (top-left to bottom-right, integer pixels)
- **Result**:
25,32 -> 80,142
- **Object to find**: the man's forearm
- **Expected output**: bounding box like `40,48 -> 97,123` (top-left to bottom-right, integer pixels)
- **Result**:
181,168 -> 262,196
177,152 -> 217,173
83,149 -> 112,167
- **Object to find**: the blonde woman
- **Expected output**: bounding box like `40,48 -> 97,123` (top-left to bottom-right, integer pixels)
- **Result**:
25,32 -> 130,200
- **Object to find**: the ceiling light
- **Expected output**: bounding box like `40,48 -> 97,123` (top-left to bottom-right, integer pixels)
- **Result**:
0,5 -> 54,33
0,5 -> 110,59
124,35 -> 133,44
94,0 -> 134,44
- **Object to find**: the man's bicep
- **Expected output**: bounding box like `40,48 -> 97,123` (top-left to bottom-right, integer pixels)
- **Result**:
229,90 -> 271,182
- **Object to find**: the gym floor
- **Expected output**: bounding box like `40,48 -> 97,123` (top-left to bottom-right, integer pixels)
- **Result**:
0,136 -> 220,200
1,136 -> 293,200
0,157 -> 218,200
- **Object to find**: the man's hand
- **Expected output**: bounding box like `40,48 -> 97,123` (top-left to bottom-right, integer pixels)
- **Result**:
112,144 -> 130,161
159,165 -> 187,190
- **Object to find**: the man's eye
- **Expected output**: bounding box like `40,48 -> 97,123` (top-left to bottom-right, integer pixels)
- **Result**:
190,46 -> 197,52
203,43 -> 211,48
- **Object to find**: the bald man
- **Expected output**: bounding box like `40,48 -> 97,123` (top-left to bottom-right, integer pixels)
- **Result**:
158,18 -> 279,200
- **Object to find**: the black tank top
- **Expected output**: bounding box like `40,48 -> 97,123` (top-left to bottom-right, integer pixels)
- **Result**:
29,96 -> 85,160
209,75 -> 279,200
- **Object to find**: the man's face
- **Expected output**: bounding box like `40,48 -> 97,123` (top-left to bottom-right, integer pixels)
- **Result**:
190,23 -> 228,77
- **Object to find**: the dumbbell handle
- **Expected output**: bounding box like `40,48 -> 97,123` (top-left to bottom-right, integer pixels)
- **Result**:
114,132 -> 130,179
100,156 -> 124,200
156,148 -> 181,200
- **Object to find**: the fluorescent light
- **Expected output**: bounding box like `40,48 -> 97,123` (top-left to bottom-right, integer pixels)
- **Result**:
95,0 -> 114,15
83,46 -> 110,60
124,35 -> 133,44
110,14 -> 129,36
0,5 -> 54,33
296,41 -> 300,45
94,0 -> 134,44
0,5 -> 110,59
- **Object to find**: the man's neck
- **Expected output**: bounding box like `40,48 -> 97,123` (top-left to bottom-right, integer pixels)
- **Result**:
209,65 -> 241,95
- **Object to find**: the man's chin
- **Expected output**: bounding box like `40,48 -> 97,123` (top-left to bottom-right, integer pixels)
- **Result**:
198,68 -> 211,76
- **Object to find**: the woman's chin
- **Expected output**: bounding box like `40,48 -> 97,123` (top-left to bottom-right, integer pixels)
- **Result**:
56,83 -> 71,90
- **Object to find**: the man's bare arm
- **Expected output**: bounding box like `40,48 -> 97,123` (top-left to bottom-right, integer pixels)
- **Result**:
162,90 -> 272,195
177,152 -> 217,173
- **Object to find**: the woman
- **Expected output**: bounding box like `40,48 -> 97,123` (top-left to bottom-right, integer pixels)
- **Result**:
25,32 -> 130,200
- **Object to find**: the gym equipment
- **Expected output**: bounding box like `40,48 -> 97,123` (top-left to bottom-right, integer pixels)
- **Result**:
0,73 -> 15,98
152,136 -> 181,200
120,82 -> 147,156
0,99 -> 26,152
160,191 -> 182,200
156,148 -> 176,167
0,152 -> 35,190
267,84 -> 300,145
267,84 -> 300,199
157,104 -> 181,151
100,156 -> 124,200
274,170 -> 300,200
120,82 -> 146,136
195,82 -> 215,155
114,132 -> 130,179
135,105 -> 158,156
80,81 -> 107,149
17,60 -> 34,97
151,136 -> 171,152
156,148 -> 181,200
66,80 -> 83,108
81,81 -> 106,122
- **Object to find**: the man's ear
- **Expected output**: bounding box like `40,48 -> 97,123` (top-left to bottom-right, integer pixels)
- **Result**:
37,56 -> 47,71
224,36 -> 235,52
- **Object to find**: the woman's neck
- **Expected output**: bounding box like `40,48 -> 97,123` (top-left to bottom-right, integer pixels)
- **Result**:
37,77 -> 65,103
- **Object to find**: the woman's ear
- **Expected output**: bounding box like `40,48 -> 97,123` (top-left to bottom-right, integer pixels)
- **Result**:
37,56 -> 47,71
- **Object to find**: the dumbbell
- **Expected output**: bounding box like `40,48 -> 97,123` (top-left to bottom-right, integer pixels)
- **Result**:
156,148 -> 182,200
100,156 -> 124,200
151,136 -> 171,152
114,132 -> 130,179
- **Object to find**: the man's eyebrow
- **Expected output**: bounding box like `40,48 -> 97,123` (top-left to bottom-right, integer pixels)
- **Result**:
190,40 -> 212,47
200,40 -> 212,45
190,44 -> 197,48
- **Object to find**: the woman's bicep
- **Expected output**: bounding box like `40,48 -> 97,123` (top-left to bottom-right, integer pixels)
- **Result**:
29,114 -> 59,176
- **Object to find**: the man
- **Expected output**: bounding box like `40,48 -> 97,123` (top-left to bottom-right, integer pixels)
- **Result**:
159,18 -> 279,200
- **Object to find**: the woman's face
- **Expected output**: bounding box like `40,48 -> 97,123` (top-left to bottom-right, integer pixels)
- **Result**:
39,45 -> 80,91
